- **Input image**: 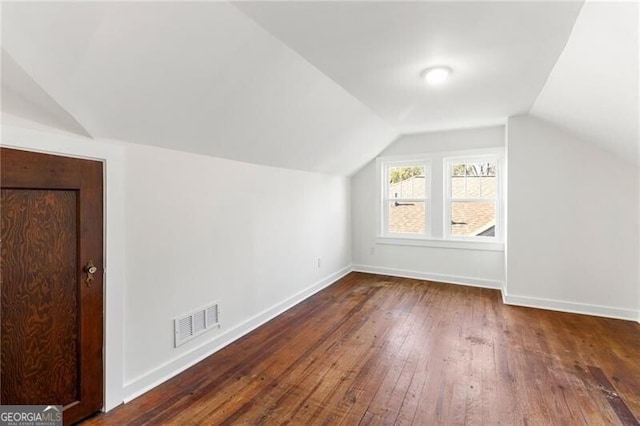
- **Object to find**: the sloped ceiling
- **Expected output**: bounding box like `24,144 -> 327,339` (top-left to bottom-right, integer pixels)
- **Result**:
1,49 -> 92,138
531,1 -> 639,166
4,1 -> 617,175
234,1 -> 583,134
1,2 -> 395,176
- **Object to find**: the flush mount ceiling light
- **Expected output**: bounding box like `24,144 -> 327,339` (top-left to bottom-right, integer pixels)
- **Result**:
421,66 -> 453,86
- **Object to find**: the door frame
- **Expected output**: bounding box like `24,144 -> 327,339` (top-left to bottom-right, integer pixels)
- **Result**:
2,122 -> 126,411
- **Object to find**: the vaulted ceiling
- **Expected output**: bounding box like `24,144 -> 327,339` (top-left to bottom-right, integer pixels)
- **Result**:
1,2 -> 396,175
235,1 -> 582,134
2,1 -> 637,174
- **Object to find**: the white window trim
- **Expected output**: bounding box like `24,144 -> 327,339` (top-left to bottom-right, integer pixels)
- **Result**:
376,149 -> 504,252
375,236 -> 504,251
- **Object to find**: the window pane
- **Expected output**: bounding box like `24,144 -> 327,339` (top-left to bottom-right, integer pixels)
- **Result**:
466,177 -> 481,197
450,161 -> 497,199
480,176 -> 496,197
466,163 -> 479,176
388,201 -> 425,234
485,162 -> 497,176
451,163 -> 466,177
450,201 -> 495,237
388,166 -> 426,199
451,176 -> 465,197
471,161 -> 495,176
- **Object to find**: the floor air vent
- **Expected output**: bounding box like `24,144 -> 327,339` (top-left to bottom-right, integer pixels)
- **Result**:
174,302 -> 220,347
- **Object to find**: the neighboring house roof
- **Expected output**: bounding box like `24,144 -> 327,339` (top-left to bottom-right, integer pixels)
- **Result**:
450,202 -> 495,237
388,201 -> 495,237
389,175 -> 496,237
388,202 -> 426,235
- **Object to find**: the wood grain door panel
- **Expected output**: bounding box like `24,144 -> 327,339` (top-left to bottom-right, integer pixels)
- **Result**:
1,148 -> 104,425
1,189 -> 79,405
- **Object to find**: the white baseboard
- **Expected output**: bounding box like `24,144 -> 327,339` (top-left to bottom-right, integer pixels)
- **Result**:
355,265 -> 640,323
502,291 -> 640,322
351,264 -> 503,290
122,265 -> 352,403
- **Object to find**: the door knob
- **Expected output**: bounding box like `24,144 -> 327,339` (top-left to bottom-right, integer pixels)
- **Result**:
84,260 -> 97,286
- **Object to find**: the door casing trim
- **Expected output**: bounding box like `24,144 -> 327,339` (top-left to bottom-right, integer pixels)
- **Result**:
2,122 -> 126,411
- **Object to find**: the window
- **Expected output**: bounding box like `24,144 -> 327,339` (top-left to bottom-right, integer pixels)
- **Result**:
381,161 -> 430,237
444,157 -> 499,240
377,149 -> 503,251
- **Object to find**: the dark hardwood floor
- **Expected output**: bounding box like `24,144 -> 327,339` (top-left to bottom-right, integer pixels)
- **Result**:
84,272 -> 640,425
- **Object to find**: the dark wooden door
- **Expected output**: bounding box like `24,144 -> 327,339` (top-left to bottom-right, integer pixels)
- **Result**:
1,148 -> 104,424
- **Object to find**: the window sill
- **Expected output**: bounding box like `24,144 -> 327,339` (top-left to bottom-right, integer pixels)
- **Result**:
376,236 -> 504,252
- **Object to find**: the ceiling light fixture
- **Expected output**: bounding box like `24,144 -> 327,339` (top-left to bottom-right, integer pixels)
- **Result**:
421,66 -> 453,86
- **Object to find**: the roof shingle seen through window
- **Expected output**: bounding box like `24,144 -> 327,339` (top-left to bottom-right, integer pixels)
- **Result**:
450,201 -> 495,236
387,176 -> 496,236
388,201 -> 425,234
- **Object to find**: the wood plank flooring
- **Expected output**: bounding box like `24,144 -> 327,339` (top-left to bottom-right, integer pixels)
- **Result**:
83,272 -> 640,425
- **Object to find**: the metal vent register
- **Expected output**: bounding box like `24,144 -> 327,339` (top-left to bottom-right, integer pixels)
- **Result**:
174,302 -> 220,347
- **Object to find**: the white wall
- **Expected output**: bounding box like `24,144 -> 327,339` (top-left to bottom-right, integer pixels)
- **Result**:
530,1 -> 638,166
122,143 -> 351,398
1,114 -> 352,406
351,126 -> 505,288
505,115 -> 639,320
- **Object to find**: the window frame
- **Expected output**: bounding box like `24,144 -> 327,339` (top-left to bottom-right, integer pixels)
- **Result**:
443,154 -> 503,242
376,149 -> 504,252
379,157 -> 432,239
